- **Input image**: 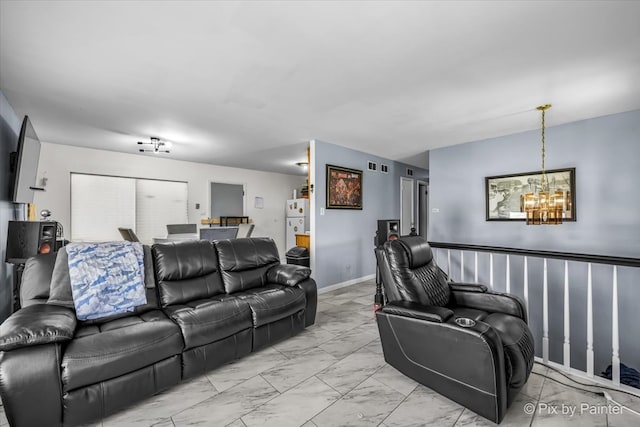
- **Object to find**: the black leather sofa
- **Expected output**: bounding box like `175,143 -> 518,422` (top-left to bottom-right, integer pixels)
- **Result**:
375,236 -> 534,423
0,237 -> 317,427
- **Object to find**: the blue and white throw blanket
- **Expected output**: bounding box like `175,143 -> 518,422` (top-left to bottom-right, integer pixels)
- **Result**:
66,242 -> 147,321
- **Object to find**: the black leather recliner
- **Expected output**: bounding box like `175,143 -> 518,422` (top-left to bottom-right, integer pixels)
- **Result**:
375,236 -> 534,423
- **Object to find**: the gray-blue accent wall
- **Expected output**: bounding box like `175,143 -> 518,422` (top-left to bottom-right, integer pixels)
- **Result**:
0,91 -> 21,322
428,109 -> 640,377
313,140 -> 428,289
429,109 -> 640,257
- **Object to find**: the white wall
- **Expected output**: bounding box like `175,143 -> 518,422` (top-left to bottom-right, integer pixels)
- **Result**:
34,143 -> 305,259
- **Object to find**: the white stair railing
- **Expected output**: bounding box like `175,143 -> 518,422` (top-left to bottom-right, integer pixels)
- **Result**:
431,242 -> 639,396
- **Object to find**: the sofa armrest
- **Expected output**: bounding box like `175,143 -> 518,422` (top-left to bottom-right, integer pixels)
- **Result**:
381,301 -> 454,323
0,304 -> 76,351
449,282 -> 488,293
295,277 -> 317,327
267,264 -> 311,286
450,289 -> 527,321
0,344 -> 64,426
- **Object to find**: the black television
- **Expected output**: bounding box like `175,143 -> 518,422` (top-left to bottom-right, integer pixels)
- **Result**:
10,115 -> 44,204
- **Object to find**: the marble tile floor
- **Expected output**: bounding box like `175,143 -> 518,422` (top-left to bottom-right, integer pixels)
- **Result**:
1,278 -> 638,426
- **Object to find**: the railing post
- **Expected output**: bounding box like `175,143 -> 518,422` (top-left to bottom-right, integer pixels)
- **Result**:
587,263 -> 594,377
563,260 -> 570,368
489,253 -> 494,289
612,265 -> 620,385
524,256 -> 529,322
543,258 -> 549,363
425,242 -> 638,393
506,254 -> 511,294
474,251 -> 478,283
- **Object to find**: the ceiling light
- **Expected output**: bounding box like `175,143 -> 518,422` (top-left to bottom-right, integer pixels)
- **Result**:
522,105 -> 564,225
138,137 -> 170,154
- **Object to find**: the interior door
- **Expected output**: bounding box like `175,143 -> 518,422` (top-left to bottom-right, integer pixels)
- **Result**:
209,182 -> 245,219
400,177 -> 415,235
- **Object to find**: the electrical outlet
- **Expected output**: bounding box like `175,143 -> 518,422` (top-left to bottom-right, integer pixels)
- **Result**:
320,208 -> 325,215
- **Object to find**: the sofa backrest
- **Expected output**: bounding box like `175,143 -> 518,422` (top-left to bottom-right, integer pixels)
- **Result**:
152,240 -> 225,307
215,238 -> 280,294
20,252 -> 57,307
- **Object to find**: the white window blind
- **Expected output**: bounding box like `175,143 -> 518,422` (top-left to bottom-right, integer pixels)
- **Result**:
71,174 -> 188,244
71,174 -> 136,242
135,179 -> 189,243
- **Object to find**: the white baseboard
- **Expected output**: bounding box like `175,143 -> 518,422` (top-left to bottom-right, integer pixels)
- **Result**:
317,274 -> 376,294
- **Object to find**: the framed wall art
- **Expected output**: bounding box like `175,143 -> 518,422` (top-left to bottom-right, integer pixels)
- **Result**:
485,167 -> 576,221
326,164 -> 363,209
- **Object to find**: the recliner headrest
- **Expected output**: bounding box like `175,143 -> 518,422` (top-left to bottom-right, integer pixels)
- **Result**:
385,236 -> 433,269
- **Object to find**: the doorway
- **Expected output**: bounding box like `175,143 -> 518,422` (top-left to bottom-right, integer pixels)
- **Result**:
400,177 -> 414,235
417,181 -> 428,239
209,182 -> 246,219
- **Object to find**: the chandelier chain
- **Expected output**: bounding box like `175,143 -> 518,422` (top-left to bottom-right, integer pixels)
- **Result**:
537,104 -> 551,191
525,103 -> 559,225
541,107 -> 546,190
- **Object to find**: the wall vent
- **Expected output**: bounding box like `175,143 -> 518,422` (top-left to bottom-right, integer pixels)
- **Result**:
367,161 -> 377,172
381,164 -> 389,174
406,168 -> 414,176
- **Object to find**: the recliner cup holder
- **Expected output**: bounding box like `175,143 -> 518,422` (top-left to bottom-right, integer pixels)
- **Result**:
455,317 -> 476,328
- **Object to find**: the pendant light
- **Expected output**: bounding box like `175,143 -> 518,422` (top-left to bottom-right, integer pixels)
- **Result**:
522,104 -> 564,225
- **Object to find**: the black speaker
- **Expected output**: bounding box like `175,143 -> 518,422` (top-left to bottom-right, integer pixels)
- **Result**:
5,221 -> 59,264
375,219 -> 400,247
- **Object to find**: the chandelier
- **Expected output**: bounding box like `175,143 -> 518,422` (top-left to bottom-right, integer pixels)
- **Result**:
522,104 -> 564,225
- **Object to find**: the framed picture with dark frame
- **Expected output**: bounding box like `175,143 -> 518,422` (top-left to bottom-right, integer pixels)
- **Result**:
485,167 -> 576,221
326,164 -> 363,209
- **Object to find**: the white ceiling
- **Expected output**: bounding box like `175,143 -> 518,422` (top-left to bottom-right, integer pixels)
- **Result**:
1,1 -> 639,176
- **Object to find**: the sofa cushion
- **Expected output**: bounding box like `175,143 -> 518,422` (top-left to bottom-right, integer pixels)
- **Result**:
163,295 -> 253,350
233,284 -> 306,327
61,310 -> 183,391
153,240 -> 225,307
215,238 -> 280,294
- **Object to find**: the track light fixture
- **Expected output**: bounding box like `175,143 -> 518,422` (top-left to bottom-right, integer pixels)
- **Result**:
137,137 -> 170,153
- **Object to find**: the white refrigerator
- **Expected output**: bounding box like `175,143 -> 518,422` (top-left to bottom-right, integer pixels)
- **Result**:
286,198 -> 309,251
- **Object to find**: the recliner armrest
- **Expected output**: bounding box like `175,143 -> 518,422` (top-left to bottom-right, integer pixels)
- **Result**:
0,304 -> 76,351
380,301 -> 454,323
449,282 -> 488,293
266,264 -> 312,286
450,290 -> 527,321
